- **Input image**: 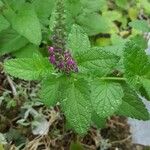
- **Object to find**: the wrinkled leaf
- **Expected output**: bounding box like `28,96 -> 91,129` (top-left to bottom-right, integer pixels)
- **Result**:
4,55 -> 53,80
91,80 -> 123,118
12,4 -> 42,45
61,78 -> 91,134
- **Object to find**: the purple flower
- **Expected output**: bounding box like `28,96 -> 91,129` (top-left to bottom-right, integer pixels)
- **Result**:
49,55 -> 56,64
57,61 -> 65,69
48,47 -> 54,53
66,59 -> 74,66
48,47 -> 78,74
64,51 -> 71,58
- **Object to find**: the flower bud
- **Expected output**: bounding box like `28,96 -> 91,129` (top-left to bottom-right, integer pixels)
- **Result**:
48,47 -> 54,53
49,55 -> 56,64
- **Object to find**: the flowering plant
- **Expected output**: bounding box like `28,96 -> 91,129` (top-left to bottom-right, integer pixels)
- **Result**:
3,0 -> 150,134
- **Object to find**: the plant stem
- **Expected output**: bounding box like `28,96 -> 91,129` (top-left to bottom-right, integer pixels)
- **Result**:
100,77 -> 127,81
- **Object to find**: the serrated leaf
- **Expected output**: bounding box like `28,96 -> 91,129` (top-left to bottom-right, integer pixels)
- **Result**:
11,4 -> 42,45
106,35 -> 126,59
91,80 -> 123,118
0,15 -> 10,32
103,45 -> 124,58
129,20 -> 150,32
61,78 -> 91,134
0,29 -> 28,56
141,78 -> 150,100
76,47 -> 119,76
132,35 -> 147,50
117,84 -> 149,120
40,76 -> 62,106
92,112 -> 107,128
13,44 -> 40,58
139,85 -> 150,101
124,40 -> 150,87
4,55 -> 53,80
67,24 -> 90,54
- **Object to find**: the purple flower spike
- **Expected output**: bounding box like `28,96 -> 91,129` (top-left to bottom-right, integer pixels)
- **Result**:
48,47 -> 54,53
64,51 -> 71,58
57,61 -> 65,69
48,46 -> 78,73
49,55 -> 56,64
66,59 -> 74,66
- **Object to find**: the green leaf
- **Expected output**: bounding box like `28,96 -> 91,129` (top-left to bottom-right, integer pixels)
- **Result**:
66,0 -> 82,17
139,85 -> 150,101
129,20 -> 150,32
103,34 -> 127,57
124,40 -> 150,87
81,0 -> 106,12
138,0 -> 150,15
0,15 -> 10,32
77,47 -> 119,76
11,4 -> 42,45
0,144 -> 4,150
70,142 -> 84,150
61,78 -> 91,134
0,29 -> 28,56
77,13 -> 110,35
92,112 -> 107,128
32,0 -> 55,23
117,84 -> 149,120
2,0 -> 26,11
115,0 -> 128,9
2,5 -> 16,23
103,45 -> 124,57
103,11 -> 121,22
91,79 -> 123,118
0,0 -> 4,8
132,35 -> 147,50
67,24 -> 91,55
4,55 -> 53,80
141,78 -> 150,100
12,44 -> 40,58
40,76 -> 62,106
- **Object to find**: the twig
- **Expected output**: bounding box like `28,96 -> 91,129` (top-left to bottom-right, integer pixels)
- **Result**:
108,119 -> 126,127
110,135 -> 132,145
6,75 -> 17,97
82,143 -> 95,150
